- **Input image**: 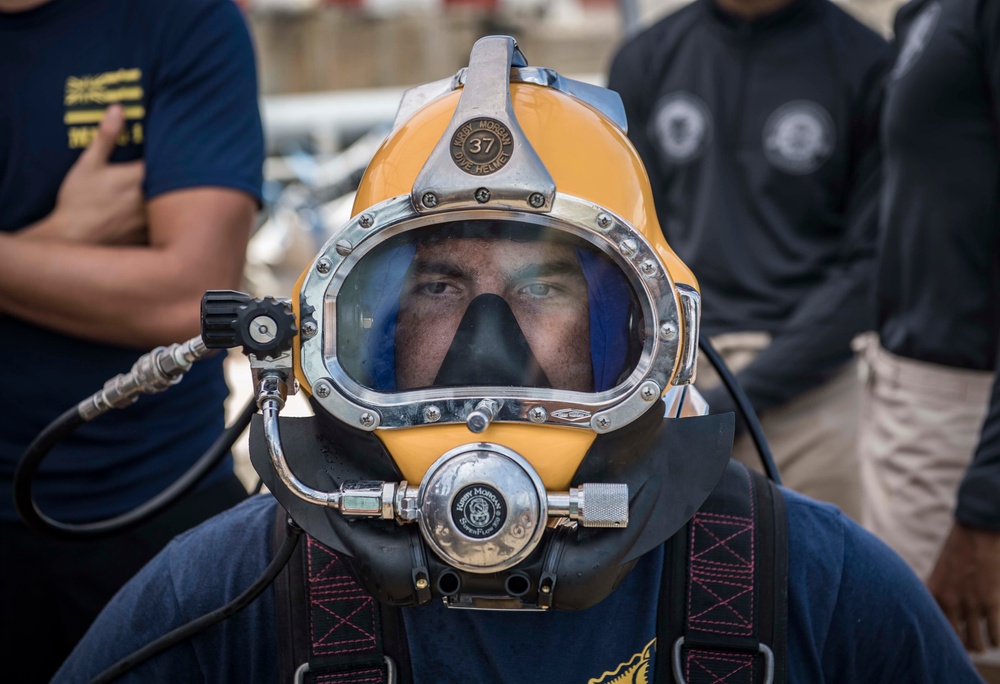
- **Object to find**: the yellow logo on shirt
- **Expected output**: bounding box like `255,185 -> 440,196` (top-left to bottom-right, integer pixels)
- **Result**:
64,68 -> 145,149
588,638 -> 655,684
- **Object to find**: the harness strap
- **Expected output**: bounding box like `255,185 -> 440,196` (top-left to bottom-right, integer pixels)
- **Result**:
274,504 -> 404,683
273,461 -> 787,684
668,461 -> 788,684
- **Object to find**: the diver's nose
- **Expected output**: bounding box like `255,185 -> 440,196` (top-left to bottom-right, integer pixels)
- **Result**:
433,293 -> 551,388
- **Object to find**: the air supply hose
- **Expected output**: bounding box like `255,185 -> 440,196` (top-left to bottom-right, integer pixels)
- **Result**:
697,336 -> 781,485
13,336 -> 256,540
87,515 -> 303,684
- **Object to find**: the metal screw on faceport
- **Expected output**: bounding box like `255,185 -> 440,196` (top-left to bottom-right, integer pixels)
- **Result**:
335,240 -> 352,256
313,379 -> 332,398
528,406 -> 547,423
360,412 -> 376,428
640,382 -> 660,402
595,416 -> 611,430
424,405 -> 442,423
528,193 -> 545,208
659,322 -> 678,342
422,192 -> 438,208
475,188 -> 491,204
640,260 -> 657,277
358,213 -> 375,229
316,257 -> 333,274
300,320 -> 318,338
596,213 -> 613,229
618,239 -> 638,258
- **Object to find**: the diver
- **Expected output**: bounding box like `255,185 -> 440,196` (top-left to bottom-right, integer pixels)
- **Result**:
50,36 -> 979,683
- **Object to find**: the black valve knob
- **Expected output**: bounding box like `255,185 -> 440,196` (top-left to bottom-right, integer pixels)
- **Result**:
200,290 -> 298,359
201,290 -> 252,349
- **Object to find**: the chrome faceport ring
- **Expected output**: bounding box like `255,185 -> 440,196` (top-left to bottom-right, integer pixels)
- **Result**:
296,192 -> 693,434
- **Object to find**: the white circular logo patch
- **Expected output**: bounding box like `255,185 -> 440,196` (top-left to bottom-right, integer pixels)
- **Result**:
762,101 -> 835,175
452,484 -> 506,538
650,92 -> 712,164
891,1 -> 941,80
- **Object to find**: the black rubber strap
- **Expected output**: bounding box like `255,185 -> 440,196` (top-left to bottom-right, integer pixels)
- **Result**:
275,503 -> 309,683
756,472 -> 788,684
654,518 -> 692,683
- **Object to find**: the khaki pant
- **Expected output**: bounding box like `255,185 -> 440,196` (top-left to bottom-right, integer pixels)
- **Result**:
857,339 -> 1000,680
857,339 -> 994,580
697,332 -> 863,521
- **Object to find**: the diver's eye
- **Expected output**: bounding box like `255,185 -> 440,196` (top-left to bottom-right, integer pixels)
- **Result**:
419,281 -> 451,295
521,282 -> 553,297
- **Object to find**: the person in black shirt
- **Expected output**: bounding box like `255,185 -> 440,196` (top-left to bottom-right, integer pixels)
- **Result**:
861,0 -> 1000,662
608,0 -> 890,521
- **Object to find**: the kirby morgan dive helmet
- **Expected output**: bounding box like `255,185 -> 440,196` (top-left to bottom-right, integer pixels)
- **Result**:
210,36 -> 733,611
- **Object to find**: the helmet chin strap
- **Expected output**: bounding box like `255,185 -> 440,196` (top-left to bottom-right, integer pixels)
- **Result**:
433,293 -> 551,389
249,404 -> 734,612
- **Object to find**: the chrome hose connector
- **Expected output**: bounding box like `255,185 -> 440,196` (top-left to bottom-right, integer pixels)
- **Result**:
77,336 -> 212,421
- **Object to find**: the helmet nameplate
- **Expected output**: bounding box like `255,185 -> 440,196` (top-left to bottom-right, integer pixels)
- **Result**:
411,36 -> 556,214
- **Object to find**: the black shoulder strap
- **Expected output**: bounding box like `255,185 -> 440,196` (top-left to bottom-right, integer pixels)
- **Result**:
655,462 -> 788,684
273,504 -> 410,683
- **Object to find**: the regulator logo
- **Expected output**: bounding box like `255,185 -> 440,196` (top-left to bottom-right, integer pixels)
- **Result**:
452,484 -> 507,538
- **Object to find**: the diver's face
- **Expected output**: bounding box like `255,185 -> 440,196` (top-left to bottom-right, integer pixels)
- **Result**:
395,238 -> 593,392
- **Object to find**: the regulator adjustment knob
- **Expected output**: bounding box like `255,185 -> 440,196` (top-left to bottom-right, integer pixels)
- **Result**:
200,290 -> 298,359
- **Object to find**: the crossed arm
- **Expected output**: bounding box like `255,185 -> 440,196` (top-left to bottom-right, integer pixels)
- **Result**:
0,107 -> 255,349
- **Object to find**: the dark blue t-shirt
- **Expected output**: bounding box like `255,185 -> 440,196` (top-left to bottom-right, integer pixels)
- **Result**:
54,491 -> 983,683
0,0 -> 264,521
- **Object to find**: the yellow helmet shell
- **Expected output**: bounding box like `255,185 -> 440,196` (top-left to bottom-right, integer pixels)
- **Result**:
291,41 -> 700,491
354,84 -> 697,292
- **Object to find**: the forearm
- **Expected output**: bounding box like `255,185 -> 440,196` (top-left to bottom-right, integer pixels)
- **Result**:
712,259 -> 872,415
957,374 -> 1000,530
0,188 -> 253,349
0,233 -> 239,348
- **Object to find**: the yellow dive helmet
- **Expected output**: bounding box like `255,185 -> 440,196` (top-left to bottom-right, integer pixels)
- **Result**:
244,35 -> 729,611
290,36 -> 701,488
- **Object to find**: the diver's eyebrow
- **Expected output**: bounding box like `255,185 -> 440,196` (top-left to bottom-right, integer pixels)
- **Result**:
508,259 -> 583,281
409,259 -> 469,279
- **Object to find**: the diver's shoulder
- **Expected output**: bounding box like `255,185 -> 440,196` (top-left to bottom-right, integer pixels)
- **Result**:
169,494 -> 277,551
781,487 -> 913,584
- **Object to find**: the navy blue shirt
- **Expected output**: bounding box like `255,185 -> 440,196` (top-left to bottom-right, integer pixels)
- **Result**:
0,0 -> 264,521
54,491 -> 982,683
609,0 -> 890,416
877,0 -> 1000,530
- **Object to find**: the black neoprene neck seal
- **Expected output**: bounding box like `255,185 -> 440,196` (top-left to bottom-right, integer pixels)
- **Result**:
249,404 -> 735,611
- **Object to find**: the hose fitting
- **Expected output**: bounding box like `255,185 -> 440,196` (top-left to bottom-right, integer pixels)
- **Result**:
77,337 -> 211,421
